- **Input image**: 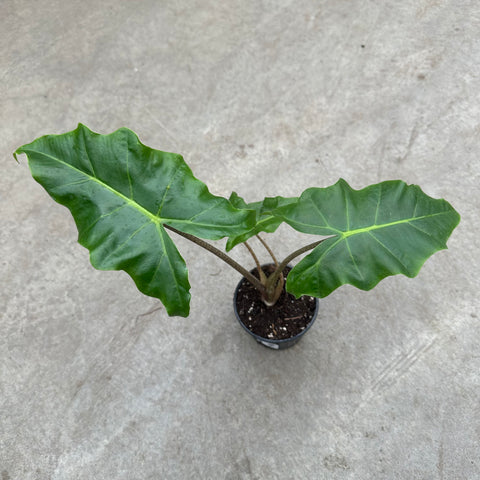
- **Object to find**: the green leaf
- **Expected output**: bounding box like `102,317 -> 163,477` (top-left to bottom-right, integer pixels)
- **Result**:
15,124 -> 256,316
225,192 -> 298,251
275,179 -> 460,298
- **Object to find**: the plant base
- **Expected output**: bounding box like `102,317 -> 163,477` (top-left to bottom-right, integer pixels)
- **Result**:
233,264 -> 319,350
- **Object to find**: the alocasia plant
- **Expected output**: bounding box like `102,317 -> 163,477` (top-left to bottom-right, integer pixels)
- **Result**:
14,124 -> 460,318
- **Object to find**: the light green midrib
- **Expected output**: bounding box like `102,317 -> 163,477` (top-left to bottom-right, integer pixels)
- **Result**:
254,214 -> 279,229
228,213 -> 281,244
21,146 -> 191,314
22,148 -> 239,229
342,212 -> 449,237
286,211 -> 451,237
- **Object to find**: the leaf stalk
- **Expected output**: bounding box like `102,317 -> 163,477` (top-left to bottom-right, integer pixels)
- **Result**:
164,224 -> 266,293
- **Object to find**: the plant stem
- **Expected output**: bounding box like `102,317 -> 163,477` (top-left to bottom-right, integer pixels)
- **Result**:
244,241 -> 267,284
256,234 -> 278,266
164,224 -> 266,293
265,239 -> 326,296
278,239 -> 325,271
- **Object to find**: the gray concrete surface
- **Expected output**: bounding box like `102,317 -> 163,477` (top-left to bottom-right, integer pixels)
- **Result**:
1,1 -> 479,478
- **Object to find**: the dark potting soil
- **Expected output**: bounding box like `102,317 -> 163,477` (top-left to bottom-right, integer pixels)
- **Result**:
235,265 -> 317,341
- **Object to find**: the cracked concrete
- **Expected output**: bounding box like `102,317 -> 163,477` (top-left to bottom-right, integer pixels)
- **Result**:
2,0 -> 479,478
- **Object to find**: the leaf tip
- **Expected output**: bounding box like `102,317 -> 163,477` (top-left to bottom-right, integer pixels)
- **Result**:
225,239 -> 235,252
453,208 -> 461,227
171,307 -> 190,318
13,144 -> 29,162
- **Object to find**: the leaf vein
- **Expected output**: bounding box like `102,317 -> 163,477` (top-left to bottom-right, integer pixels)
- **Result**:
23,149 -> 160,223
84,204 -> 129,233
407,221 -> 446,247
367,231 -> 409,272
344,211 -> 451,237
125,139 -> 133,199
80,128 -> 98,178
301,236 -> 344,275
187,198 -> 223,222
345,237 -> 364,280
156,165 -> 183,216
374,183 -> 382,225
102,221 -> 151,263
310,198 -> 335,230
154,223 -> 183,303
344,188 -> 350,230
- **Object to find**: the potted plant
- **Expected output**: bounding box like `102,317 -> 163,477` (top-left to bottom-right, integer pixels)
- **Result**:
14,124 -> 460,349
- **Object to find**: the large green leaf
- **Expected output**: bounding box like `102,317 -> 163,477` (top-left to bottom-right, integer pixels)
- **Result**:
225,192 -> 298,251
15,124 -> 256,316
274,179 -> 460,298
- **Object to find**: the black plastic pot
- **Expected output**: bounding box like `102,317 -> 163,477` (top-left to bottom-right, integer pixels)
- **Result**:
233,266 -> 319,350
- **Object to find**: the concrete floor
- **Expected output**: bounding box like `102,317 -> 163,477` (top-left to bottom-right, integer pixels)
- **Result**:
2,1 -> 479,478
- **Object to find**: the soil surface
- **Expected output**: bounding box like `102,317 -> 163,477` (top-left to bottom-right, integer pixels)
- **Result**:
235,265 -> 317,340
